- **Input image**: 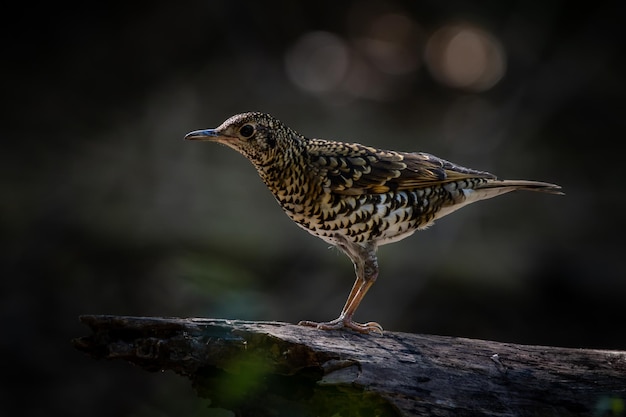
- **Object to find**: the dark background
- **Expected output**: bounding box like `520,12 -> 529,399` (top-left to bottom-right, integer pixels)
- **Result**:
2,1 -> 625,416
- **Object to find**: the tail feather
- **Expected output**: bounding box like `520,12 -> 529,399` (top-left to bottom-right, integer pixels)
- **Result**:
432,179 -> 562,222
478,180 -> 564,195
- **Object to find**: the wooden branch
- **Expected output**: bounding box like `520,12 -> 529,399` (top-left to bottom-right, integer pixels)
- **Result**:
73,315 -> 626,417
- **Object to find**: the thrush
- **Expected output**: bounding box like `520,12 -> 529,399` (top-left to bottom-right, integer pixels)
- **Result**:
185,112 -> 562,334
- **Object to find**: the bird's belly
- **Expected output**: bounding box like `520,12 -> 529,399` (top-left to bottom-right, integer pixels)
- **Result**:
283,190 -> 439,246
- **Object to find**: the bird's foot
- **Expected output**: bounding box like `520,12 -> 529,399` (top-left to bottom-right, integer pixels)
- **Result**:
298,317 -> 383,335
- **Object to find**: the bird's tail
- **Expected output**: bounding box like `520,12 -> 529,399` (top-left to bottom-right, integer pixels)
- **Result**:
477,179 -> 564,195
431,179 -> 562,222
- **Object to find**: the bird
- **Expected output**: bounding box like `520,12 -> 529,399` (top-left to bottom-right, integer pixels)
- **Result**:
185,112 -> 562,335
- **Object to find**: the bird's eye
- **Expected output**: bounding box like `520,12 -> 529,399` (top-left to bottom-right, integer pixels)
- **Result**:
239,124 -> 255,138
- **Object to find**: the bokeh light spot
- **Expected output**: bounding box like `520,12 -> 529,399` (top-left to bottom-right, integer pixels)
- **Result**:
425,24 -> 506,92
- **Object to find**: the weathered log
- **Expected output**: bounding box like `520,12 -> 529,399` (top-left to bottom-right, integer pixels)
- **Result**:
73,315 -> 626,417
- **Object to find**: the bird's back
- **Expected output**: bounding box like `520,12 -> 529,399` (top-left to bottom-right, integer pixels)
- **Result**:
265,138 -> 560,247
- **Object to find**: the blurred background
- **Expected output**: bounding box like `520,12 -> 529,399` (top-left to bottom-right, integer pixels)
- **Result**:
2,1 -> 625,416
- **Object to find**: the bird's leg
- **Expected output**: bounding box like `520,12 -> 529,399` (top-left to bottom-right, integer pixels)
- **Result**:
299,239 -> 383,334
338,272 -> 365,317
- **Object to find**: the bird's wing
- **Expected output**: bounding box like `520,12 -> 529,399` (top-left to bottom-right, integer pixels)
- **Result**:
307,141 -> 496,195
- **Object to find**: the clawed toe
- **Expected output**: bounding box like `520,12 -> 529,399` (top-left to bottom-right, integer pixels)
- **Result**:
360,321 -> 384,335
298,318 -> 383,335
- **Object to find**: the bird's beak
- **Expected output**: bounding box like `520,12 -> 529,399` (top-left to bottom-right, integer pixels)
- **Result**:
184,129 -> 219,141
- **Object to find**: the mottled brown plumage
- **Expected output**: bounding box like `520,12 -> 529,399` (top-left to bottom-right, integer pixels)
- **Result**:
185,112 -> 562,334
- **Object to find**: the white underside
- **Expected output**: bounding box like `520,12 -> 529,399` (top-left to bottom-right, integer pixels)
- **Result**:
373,186 -> 518,247
293,185 -> 519,248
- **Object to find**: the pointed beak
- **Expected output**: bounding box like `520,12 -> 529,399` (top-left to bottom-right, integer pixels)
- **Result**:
184,129 -> 219,141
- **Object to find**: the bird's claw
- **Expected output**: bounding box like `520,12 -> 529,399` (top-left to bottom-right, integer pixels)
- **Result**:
298,318 -> 383,335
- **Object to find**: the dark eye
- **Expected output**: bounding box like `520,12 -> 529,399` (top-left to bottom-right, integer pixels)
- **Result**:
239,124 -> 255,138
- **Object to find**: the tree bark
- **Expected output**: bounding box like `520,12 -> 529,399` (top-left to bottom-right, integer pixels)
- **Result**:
73,315 -> 626,417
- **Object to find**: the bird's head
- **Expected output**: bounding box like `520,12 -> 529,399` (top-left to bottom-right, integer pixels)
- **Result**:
185,112 -> 300,167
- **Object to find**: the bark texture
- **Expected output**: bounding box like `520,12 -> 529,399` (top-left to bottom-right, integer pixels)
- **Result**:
74,315 -> 626,416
